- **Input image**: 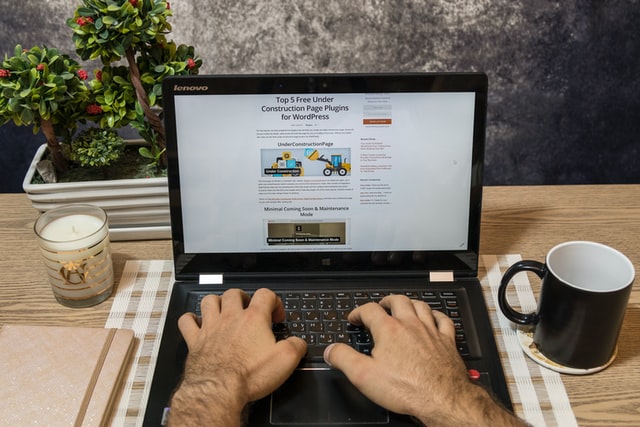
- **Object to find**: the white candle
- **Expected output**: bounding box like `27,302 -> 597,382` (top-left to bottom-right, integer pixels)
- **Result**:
34,205 -> 114,308
39,214 -> 105,242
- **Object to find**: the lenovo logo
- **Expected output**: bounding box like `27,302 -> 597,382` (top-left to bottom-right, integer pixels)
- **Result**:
173,85 -> 209,92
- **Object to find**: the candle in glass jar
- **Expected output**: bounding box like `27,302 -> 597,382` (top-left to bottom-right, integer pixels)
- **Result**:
34,205 -> 114,308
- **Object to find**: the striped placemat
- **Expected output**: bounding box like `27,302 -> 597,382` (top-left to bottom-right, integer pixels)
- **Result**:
106,256 -> 576,426
105,260 -> 174,427
482,255 -> 577,427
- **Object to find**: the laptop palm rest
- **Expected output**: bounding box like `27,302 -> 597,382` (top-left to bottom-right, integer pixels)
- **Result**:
270,368 -> 389,424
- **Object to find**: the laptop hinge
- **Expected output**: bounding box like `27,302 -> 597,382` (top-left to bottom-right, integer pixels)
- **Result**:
199,274 -> 224,285
429,271 -> 454,283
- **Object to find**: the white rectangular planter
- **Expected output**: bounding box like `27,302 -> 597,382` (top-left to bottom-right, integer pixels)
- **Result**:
23,144 -> 171,241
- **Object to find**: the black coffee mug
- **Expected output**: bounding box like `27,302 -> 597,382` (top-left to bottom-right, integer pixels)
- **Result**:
498,241 -> 635,370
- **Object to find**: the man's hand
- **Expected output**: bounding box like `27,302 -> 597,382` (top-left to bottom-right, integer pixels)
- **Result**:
324,295 -> 525,427
169,288 -> 307,426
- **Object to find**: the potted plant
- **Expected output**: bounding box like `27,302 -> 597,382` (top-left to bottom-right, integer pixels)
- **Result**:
1,0 -> 201,240
68,0 -> 202,167
0,45 -> 90,173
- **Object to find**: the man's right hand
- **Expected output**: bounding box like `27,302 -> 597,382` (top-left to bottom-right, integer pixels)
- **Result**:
323,294 -> 525,427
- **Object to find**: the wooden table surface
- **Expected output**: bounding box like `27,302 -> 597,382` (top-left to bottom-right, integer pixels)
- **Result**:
1,185 -> 639,425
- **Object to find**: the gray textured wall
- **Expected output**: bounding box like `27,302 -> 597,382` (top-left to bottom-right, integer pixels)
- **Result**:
1,0 -> 639,191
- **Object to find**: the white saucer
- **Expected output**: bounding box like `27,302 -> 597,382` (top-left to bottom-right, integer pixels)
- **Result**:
516,329 -> 616,375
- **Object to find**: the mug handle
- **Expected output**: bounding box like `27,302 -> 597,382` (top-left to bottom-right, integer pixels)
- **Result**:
497,260 -> 546,325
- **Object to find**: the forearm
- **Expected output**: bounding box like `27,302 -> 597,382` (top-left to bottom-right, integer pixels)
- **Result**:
168,371 -> 248,426
415,383 -> 527,427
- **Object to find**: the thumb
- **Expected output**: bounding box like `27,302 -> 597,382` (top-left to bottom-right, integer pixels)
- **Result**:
177,312 -> 200,350
283,335 -> 308,360
274,336 -> 308,373
323,343 -> 372,383
248,336 -> 308,402
273,335 -> 308,372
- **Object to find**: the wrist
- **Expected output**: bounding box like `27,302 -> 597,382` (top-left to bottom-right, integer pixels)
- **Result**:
169,369 -> 249,426
414,382 -> 522,427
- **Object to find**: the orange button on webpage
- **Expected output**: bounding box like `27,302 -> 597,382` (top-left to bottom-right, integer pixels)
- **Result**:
363,118 -> 392,125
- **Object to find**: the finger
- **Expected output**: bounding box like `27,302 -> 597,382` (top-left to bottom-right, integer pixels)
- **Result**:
280,336 -> 308,361
177,312 -> 201,349
410,299 -> 437,330
432,310 -> 456,344
221,288 -> 250,311
250,288 -> 285,324
272,294 -> 285,323
246,336 -> 307,402
200,293 -> 221,312
267,336 -> 307,377
378,294 -> 418,320
347,302 -> 391,330
199,294 -> 222,326
323,343 -> 374,387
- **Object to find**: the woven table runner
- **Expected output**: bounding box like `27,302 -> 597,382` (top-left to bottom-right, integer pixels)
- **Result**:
106,256 -> 577,426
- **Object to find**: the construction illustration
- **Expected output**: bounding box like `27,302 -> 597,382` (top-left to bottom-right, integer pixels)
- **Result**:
262,148 -> 351,177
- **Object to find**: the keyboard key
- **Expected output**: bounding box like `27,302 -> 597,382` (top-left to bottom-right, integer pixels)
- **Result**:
303,310 -> 321,321
319,334 -> 335,345
289,322 -> 305,333
427,301 -> 444,310
287,311 -> 302,322
301,300 -> 317,310
336,300 -> 353,310
284,299 -> 299,310
326,322 -> 343,333
308,322 -> 323,332
273,323 -> 289,339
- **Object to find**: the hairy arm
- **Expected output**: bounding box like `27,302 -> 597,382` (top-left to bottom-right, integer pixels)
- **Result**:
168,289 -> 306,426
169,367 -> 247,426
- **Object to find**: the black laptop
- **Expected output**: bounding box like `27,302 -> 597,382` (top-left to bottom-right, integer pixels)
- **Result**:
144,73 -> 511,426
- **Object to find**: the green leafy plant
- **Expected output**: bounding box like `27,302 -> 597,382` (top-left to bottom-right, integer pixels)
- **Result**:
1,0 -> 201,179
87,66 -> 137,129
68,0 -> 202,167
131,101 -> 165,167
0,45 -> 90,171
69,127 -> 125,168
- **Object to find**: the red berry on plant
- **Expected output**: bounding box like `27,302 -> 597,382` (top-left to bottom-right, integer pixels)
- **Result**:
76,16 -> 94,26
77,69 -> 88,80
0,69 -> 10,78
186,58 -> 196,70
86,104 -> 103,115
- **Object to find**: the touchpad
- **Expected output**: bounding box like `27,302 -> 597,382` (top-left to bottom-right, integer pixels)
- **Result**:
270,369 -> 389,424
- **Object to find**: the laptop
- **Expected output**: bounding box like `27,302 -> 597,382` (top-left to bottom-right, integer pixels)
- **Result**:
144,73 -> 512,426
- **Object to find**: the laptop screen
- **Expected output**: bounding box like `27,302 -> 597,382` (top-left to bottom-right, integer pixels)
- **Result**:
164,74 -> 487,276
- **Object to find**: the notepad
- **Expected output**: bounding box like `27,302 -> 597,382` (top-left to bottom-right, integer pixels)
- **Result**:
0,324 -> 135,427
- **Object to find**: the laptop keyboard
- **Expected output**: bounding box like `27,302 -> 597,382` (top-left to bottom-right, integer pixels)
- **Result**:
194,290 -> 470,362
